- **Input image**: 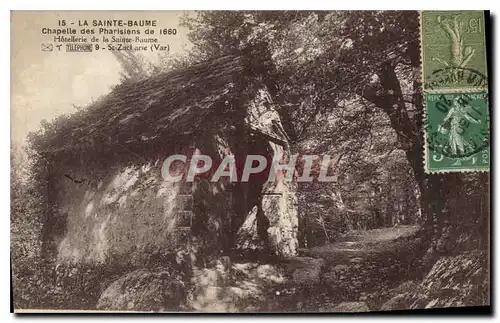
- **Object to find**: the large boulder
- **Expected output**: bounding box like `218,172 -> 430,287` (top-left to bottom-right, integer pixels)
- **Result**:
96,267 -> 187,311
245,88 -> 299,258
414,251 -> 489,309
377,251 -> 489,311
261,174 -> 299,257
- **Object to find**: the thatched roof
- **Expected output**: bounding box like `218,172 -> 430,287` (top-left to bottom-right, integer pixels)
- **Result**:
38,51 -> 277,156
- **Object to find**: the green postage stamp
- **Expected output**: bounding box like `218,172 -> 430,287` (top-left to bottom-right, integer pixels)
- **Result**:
425,92 -> 489,172
421,11 -> 490,173
421,11 -> 488,91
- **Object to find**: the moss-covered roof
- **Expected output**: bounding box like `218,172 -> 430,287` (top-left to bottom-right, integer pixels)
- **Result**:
37,51 -> 275,156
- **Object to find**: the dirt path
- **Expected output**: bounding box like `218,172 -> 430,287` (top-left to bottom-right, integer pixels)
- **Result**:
304,225 -> 421,259
309,225 -> 421,252
167,225 -> 424,312
264,225 -> 423,312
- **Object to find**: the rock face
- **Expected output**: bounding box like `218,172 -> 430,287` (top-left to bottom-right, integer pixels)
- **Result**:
96,267 -> 187,311
376,251 -> 489,311
415,251 -> 489,309
234,174 -> 299,257
261,144 -> 299,257
236,89 -> 299,257
331,302 -> 370,312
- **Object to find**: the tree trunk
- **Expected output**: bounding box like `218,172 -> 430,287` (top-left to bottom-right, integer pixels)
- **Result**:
362,63 -> 487,268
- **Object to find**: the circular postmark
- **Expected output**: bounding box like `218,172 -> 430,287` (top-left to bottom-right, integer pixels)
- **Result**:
426,92 -> 489,159
424,67 -> 488,90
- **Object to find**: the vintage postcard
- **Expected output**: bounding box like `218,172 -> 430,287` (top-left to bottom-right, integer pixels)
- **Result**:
11,11 -> 490,313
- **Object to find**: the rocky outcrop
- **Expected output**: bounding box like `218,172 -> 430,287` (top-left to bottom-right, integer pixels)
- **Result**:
375,251 -> 489,311
413,250 -> 489,309
242,89 -> 299,257
261,156 -> 298,257
96,267 -> 187,311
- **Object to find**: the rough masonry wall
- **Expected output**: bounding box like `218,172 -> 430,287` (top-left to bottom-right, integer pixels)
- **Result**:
53,160 -> 185,265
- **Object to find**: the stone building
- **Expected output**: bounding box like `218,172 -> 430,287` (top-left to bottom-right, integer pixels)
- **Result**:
37,50 -> 298,267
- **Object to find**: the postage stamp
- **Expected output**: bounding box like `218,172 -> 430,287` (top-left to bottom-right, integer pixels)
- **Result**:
421,11 -> 488,91
421,10 -> 489,173
425,92 -> 489,172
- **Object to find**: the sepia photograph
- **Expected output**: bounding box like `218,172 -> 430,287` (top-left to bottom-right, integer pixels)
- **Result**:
10,10 -> 490,313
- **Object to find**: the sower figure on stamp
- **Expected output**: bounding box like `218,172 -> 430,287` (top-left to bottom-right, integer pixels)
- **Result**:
437,96 -> 481,156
